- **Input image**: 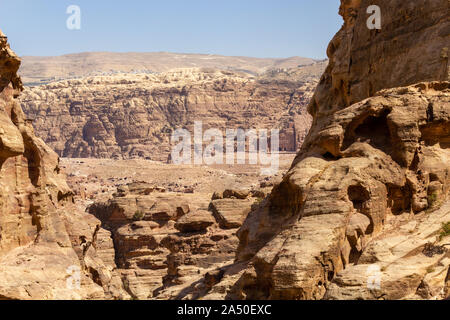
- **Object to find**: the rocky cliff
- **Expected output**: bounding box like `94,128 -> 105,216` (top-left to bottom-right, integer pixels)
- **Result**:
187,0 -> 450,300
1,0 -> 449,301
20,67 -> 323,161
0,29 -> 128,300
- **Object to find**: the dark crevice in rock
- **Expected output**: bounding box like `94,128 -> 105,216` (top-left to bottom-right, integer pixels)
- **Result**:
427,103 -> 435,122
348,185 -> 370,211
23,139 -> 41,187
387,183 -> 412,215
322,152 -> 342,161
342,109 -> 393,154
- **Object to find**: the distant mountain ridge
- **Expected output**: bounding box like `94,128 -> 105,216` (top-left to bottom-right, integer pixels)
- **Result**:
19,52 -> 320,85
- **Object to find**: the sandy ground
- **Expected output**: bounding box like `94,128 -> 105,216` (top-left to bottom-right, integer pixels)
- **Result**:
60,153 -> 296,205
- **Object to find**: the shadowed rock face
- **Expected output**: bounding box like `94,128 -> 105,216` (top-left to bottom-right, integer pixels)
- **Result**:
193,0 -> 450,300
0,30 -> 129,300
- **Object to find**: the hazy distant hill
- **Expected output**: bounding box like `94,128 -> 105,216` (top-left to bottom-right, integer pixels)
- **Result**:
19,52 -> 318,85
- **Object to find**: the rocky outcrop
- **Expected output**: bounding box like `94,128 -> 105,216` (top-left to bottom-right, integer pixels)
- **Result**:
3,0 -> 449,301
87,183 -> 259,299
20,68 -> 321,161
191,0 -> 450,300
325,201 -> 450,300
0,30 -> 127,300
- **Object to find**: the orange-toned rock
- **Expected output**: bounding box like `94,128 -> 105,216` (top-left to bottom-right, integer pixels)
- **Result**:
0,29 -> 128,300
175,210 -> 215,233
196,0 -> 450,301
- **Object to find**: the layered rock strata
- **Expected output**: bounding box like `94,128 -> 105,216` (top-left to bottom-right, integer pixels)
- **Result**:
88,183 -> 261,299
0,29 -> 127,300
20,69 -> 320,161
189,0 -> 450,300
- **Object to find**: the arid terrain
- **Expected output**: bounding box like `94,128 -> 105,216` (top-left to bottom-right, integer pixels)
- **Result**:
19,68 -> 321,161
61,155 -> 296,204
0,0 -> 449,301
60,155 -> 295,299
19,52 -> 325,85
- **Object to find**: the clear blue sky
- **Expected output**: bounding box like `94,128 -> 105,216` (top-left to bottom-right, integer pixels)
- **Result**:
0,0 -> 342,59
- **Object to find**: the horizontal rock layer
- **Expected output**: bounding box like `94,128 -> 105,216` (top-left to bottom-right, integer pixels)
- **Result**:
0,29 -> 128,300
195,0 -> 450,300
20,68 -> 323,161
88,183 -> 260,299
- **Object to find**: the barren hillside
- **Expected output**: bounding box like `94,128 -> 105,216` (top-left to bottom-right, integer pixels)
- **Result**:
20,52 -> 321,85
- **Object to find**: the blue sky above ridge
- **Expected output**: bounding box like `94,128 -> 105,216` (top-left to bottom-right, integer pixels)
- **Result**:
0,0 -> 342,59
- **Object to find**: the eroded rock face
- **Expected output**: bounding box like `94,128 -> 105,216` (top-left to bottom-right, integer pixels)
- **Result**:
0,30 -> 127,300
195,0 -> 450,300
88,183 -> 259,299
20,69 -> 320,161
325,201 -> 450,300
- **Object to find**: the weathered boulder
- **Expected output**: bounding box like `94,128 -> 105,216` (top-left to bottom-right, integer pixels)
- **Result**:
175,210 -> 216,233
210,198 -> 254,229
223,189 -> 249,200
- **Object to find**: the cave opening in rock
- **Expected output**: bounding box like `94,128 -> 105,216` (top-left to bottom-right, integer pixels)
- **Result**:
387,184 -> 412,215
342,109 -> 392,154
322,152 -> 342,161
347,184 -> 374,236
348,185 -> 370,211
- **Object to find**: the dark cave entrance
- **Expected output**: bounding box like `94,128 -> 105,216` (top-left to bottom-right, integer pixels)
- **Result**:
342,109 -> 392,154
347,184 -> 372,264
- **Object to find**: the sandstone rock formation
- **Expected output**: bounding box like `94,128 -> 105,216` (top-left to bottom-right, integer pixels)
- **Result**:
0,29 -> 127,300
184,0 -> 450,300
2,0 -> 449,301
87,183 -> 261,299
20,68 -> 321,161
